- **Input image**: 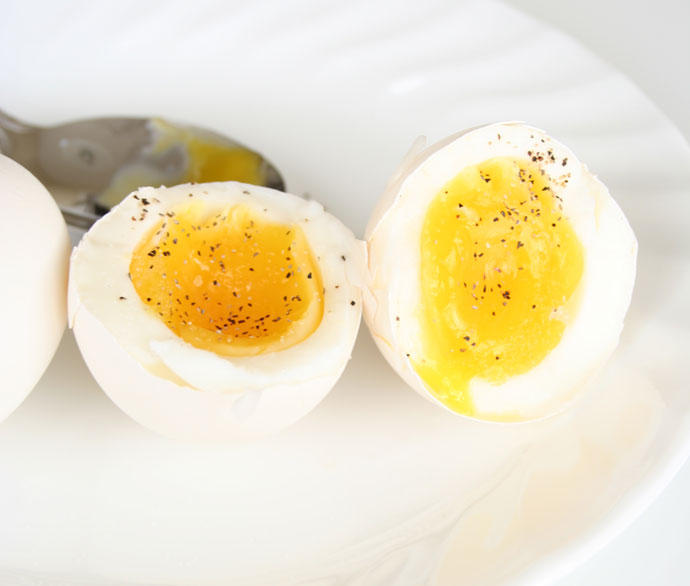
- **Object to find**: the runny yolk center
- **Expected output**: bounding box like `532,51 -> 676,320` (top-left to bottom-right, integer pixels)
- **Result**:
413,157 -> 584,417
129,202 -> 323,357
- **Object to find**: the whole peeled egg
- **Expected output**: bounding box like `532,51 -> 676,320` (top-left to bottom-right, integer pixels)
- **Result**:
364,123 -> 637,422
69,182 -> 364,441
0,154 -> 70,422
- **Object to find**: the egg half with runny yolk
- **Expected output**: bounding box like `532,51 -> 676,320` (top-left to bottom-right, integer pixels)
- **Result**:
69,182 -> 363,441
364,123 -> 637,422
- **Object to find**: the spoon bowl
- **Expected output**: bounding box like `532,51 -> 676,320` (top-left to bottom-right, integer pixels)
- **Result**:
0,110 -> 285,229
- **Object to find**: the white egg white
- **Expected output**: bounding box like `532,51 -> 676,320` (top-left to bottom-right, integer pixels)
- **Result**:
69,182 -> 364,441
364,123 -> 637,421
0,155 -> 70,423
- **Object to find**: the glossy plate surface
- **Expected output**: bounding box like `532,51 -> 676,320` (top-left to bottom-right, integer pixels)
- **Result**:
1,1 -> 689,584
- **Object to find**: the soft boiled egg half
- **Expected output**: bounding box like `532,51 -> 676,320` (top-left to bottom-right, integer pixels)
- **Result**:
364,123 -> 637,422
69,182 -> 363,441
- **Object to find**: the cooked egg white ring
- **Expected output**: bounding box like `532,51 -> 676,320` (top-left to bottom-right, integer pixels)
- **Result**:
364,123 -> 637,421
69,182 -> 364,441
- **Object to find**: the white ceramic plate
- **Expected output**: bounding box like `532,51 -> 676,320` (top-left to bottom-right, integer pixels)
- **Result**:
1,1 -> 689,585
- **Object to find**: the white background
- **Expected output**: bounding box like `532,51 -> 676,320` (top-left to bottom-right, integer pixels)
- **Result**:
1,1 -> 688,583
504,1 -> 690,583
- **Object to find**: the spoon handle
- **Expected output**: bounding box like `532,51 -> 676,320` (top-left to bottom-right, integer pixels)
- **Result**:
0,108 -> 35,134
0,109 -> 45,185
0,109 -> 35,155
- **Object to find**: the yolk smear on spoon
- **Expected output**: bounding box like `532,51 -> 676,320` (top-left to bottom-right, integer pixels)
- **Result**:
151,119 -> 266,186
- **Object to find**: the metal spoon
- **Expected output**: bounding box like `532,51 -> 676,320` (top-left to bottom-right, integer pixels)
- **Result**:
0,109 -> 285,229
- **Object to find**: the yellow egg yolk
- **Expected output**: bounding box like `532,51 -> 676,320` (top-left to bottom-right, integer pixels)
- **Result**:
129,202 -> 323,357
413,157 -> 584,417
